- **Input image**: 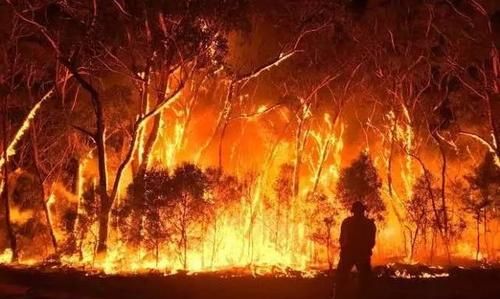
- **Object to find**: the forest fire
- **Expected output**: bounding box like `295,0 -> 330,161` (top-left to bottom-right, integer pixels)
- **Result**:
1,0 -> 500,298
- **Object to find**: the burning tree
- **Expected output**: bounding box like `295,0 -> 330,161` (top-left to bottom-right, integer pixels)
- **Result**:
138,169 -> 171,266
168,163 -> 209,270
337,152 -> 385,221
120,169 -> 172,265
272,164 -> 294,252
458,152 -> 500,261
204,167 -> 243,268
406,174 -> 440,262
306,191 -> 339,270
121,164 -> 210,269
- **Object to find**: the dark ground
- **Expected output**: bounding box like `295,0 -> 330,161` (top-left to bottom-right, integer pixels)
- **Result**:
0,264 -> 499,299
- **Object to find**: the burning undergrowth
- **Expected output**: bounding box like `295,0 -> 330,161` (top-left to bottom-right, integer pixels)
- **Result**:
2,258 -> 497,281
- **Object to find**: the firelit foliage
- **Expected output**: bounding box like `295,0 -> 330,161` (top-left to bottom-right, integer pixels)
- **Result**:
337,152 -> 385,221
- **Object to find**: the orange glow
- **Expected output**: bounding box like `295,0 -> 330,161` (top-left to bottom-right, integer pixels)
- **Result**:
2,76 -> 498,276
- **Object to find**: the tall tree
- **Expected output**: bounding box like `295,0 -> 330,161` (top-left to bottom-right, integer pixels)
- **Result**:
461,152 -> 500,260
337,151 -> 384,221
169,163 -> 208,270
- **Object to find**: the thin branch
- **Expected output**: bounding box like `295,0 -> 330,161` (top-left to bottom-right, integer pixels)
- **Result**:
229,102 -> 284,121
235,50 -> 300,86
0,88 -> 54,170
6,1 -> 60,56
458,131 -> 499,165
111,0 -> 132,17
71,125 -> 96,143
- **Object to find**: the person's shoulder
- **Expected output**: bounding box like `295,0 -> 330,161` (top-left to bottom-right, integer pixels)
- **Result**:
365,217 -> 376,228
342,216 -> 354,225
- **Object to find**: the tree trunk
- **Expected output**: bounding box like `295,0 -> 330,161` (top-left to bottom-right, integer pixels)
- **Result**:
387,126 -> 410,257
410,225 -> 420,262
483,209 -> 489,259
435,138 -> 451,264
429,230 -> 436,264
311,139 -> 330,195
2,96 -> 17,262
60,60 -> 110,255
292,121 -> 303,199
128,114 -> 161,246
476,215 -> 481,262
95,98 -> 109,255
211,216 -> 218,268
30,126 -> 58,256
436,141 -> 449,234
415,137 -> 450,262
155,238 -> 159,268
181,195 -> 188,270
410,154 -> 448,260
325,222 -> 332,271
97,207 -> 110,255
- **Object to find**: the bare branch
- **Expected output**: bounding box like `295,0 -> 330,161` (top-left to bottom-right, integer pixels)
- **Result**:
0,88 -> 54,170
71,125 -> 96,143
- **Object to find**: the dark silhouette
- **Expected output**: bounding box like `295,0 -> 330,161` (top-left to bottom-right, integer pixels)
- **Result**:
334,201 -> 376,299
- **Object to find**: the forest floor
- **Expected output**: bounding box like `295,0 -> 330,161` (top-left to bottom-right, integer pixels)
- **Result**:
0,263 -> 499,299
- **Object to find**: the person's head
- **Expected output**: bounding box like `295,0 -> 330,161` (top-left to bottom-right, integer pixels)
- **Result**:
351,201 -> 366,217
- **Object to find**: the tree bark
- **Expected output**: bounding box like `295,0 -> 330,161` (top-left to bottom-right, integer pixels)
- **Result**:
2,96 -> 17,262
30,126 -> 58,256
60,60 -> 110,255
94,95 -> 110,255
97,208 -> 110,255
476,215 -> 480,262
410,225 -> 420,262
434,135 -> 451,263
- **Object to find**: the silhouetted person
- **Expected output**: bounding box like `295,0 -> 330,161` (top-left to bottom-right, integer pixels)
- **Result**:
334,201 -> 376,299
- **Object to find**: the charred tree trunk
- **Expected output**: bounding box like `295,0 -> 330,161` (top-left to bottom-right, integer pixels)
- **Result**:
292,121 -> 303,199
410,224 -> 420,262
129,115 -> 161,246
2,96 -> 17,262
483,210 -> 490,259
409,153 -> 449,261
311,139 -> 330,195
30,126 -> 58,257
325,221 -> 333,271
97,206 -> 110,255
59,59 -> 110,255
95,101 -> 110,255
128,66 -> 161,246
62,158 -> 79,256
387,129 -> 410,257
436,141 -> 449,234
475,213 -> 481,262
181,195 -> 189,270
211,216 -> 218,268
433,135 -> 451,263
429,229 -> 436,264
